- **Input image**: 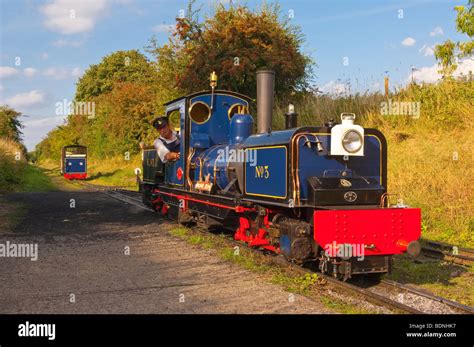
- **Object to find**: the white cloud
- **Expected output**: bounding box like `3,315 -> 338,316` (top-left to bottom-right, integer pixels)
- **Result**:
23,68 -> 37,77
429,26 -> 444,37
43,66 -> 82,80
419,44 -> 435,56
152,23 -> 174,33
52,38 -> 84,47
410,65 -> 441,84
0,66 -> 19,78
71,67 -> 82,78
23,116 -> 66,151
402,37 -> 416,46
455,59 -> 474,76
41,0 -> 109,35
410,59 -> 474,84
1,90 -> 47,109
320,80 -> 350,95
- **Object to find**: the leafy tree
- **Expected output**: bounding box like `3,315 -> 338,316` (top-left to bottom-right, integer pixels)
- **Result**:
435,0 -> 473,77
147,2 -> 313,99
75,50 -> 158,101
90,82 -> 156,156
145,1 -> 202,110
37,82 -> 157,160
0,105 -> 24,143
35,125 -> 74,161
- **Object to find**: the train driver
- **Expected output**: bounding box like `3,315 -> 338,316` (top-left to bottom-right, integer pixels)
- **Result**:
152,116 -> 181,163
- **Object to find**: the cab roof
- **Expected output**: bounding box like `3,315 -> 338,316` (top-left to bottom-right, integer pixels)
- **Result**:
163,90 -> 253,106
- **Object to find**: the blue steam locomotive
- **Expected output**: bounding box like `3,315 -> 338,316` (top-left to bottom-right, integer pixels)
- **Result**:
140,71 -> 421,280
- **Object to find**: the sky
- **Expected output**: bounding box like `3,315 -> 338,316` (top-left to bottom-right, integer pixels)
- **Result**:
0,0 -> 472,150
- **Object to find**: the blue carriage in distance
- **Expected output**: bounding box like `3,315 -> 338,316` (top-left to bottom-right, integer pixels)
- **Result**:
61,145 -> 88,180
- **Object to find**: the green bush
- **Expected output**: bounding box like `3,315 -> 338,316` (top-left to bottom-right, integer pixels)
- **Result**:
0,152 -> 25,191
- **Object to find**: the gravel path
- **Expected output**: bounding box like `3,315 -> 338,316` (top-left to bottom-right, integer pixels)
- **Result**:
0,191 -> 331,314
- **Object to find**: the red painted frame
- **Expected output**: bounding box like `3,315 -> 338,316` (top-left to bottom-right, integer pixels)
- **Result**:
313,208 -> 421,256
64,173 -> 87,180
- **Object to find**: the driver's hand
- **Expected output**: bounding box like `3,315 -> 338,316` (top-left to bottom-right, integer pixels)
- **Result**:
173,152 -> 180,160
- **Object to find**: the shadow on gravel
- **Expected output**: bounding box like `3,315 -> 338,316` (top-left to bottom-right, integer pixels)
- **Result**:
86,170 -> 120,181
3,191 -> 161,241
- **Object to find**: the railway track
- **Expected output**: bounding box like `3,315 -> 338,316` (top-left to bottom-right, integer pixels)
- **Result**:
106,189 -> 152,211
377,279 -> 474,314
68,180 -> 152,211
420,239 -> 474,266
215,233 -> 473,315
73,181 -> 474,314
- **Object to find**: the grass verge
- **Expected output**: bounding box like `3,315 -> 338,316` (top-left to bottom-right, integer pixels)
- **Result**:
20,165 -> 58,192
388,255 -> 473,307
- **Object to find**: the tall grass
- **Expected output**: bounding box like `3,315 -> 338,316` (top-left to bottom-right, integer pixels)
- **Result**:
1,137 -> 57,192
0,138 -> 26,191
86,154 -> 142,188
274,92 -> 385,129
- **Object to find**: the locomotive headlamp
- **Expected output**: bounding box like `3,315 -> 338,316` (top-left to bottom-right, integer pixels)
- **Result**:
330,113 -> 365,156
342,130 -> 363,153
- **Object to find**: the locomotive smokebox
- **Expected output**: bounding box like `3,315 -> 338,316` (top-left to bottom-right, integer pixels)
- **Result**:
256,70 -> 275,134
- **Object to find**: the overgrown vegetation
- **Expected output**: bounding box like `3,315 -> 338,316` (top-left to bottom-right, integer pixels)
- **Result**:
389,256 -> 473,307
35,55 -> 158,161
75,50 -> 158,102
0,138 -> 56,192
1,105 -> 56,192
146,1 -> 312,97
0,105 -> 26,151
0,138 -> 25,191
